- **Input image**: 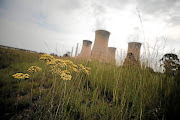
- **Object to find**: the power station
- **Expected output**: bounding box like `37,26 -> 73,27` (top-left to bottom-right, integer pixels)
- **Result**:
91,30 -> 110,62
107,47 -> 116,63
123,42 -> 142,65
71,30 -> 142,65
78,40 -> 92,60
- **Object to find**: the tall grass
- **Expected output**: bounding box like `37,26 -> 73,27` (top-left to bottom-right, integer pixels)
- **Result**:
0,47 -> 179,120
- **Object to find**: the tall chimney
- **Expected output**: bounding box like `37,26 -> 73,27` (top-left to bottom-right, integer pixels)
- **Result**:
78,40 -> 92,60
75,43 -> 79,57
71,47 -> 74,57
107,47 -> 116,63
91,30 -> 110,61
124,42 -> 142,65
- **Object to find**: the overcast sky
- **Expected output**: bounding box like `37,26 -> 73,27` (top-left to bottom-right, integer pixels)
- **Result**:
0,0 -> 180,58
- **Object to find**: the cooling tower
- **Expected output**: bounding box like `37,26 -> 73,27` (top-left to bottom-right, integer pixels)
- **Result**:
78,40 -> 92,59
124,42 -> 142,65
107,47 -> 116,63
91,30 -> 110,61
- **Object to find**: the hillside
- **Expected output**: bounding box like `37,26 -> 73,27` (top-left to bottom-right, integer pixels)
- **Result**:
0,47 -> 180,120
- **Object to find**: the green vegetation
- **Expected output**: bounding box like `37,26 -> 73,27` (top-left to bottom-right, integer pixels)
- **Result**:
0,47 -> 180,120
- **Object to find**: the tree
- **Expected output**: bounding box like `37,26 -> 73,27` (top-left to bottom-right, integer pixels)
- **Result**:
160,53 -> 180,76
63,51 -> 71,57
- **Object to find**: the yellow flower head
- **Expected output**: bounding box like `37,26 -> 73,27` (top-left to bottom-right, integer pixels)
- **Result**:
12,73 -> 30,80
47,60 -> 56,66
39,54 -> 54,62
24,74 -> 30,79
63,70 -> 70,74
60,72 -> 72,80
51,68 -> 62,75
72,64 -> 78,68
64,60 -> 74,66
72,67 -> 78,72
57,62 -> 66,68
55,59 -> 65,63
48,59 -> 67,68
78,64 -> 91,75
27,66 -> 42,73
78,64 -> 85,69
84,69 -> 90,75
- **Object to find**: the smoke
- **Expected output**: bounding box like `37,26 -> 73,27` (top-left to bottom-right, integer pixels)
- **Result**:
127,27 -> 142,42
91,0 -> 108,30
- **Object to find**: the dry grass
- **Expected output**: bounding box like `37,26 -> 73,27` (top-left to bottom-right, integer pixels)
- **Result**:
0,47 -> 179,120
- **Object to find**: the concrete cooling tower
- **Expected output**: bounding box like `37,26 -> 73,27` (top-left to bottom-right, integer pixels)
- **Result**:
107,47 -> 116,63
91,30 -> 110,61
124,42 -> 142,65
78,40 -> 92,59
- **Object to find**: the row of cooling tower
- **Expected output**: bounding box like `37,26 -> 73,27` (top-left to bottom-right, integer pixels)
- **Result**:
77,30 -> 142,65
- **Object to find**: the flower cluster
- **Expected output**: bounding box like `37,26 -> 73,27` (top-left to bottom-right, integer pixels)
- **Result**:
47,59 -> 67,68
39,54 -> 54,62
12,73 -> 30,80
78,64 -> 91,75
60,71 -> 72,81
40,54 -> 91,80
12,54 -> 91,81
27,66 -> 42,73
46,59 -> 74,80
13,66 -> 42,80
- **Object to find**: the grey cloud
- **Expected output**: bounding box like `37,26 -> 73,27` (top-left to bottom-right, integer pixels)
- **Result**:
57,0 -> 83,10
0,0 -> 9,9
103,0 -> 134,9
39,0 -> 84,13
168,14 -> 180,26
0,0 -> 180,55
90,0 -> 135,31
137,0 -> 180,26
137,0 -> 180,14
0,0 -> 86,33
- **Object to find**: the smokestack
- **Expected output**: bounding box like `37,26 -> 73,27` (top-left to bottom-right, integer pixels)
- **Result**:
78,40 -> 92,59
124,42 -> 142,65
91,30 -> 110,61
75,43 -> 79,57
107,47 -> 116,63
71,47 -> 74,57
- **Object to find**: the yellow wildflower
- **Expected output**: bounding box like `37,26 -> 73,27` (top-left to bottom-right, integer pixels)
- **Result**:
64,60 -> 74,66
51,68 -> 62,75
12,73 -> 30,80
60,72 -> 72,80
24,74 -> 30,79
27,66 -> 42,73
84,69 -> 89,75
47,60 -> 56,66
39,54 -> 54,62
48,59 -> 67,68
72,64 -> 78,68
63,70 -> 70,74
67,65 -> 72,70
66,75 -> 72,80
78,64 -> 91,75
72,67 -> 78,72
57,62 -> 66,68
78,64 -> 85,69
55,59 -> 65,63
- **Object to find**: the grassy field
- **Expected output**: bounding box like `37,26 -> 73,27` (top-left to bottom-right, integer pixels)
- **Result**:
0,47 -> 180,120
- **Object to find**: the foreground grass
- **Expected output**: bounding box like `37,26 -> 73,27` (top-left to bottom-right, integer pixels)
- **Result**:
0,47 -> 180,120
